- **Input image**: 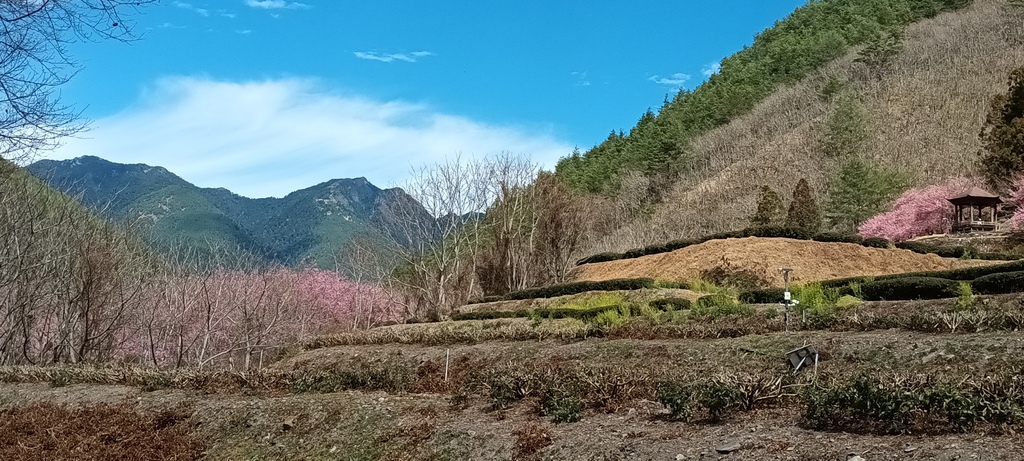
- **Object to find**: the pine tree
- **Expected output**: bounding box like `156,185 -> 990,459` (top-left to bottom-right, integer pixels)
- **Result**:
827,158 -> 906,232
786,178 -> 822,232
979,65 -> 1024,190
750,185 -> 785,227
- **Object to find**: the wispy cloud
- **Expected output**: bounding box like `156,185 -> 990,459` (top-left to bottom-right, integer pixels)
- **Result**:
648,73 -> 691,87
571,71 -> 591,87
173,1 -> 209,16
245,0 -> 311,9
220,12 -> 237,19
51,77 -> 573,198
235,29 -> 253,34
702,62 -> 721,78
354,51 -> 434,63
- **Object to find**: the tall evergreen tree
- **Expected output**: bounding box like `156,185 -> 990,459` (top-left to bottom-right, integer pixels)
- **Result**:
979,65 -> 1024,190
750,185 -> 786,227
786,178 -> 822,232
827,158 -> 906,232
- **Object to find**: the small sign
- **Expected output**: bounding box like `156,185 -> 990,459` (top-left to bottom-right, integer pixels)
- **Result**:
784,291 -> 791,301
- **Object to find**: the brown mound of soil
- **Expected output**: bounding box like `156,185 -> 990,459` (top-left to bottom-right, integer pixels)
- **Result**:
571,237 -> 1003,288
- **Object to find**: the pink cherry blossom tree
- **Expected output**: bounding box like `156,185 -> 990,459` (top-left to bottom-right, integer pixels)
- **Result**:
858,178 -> 973,241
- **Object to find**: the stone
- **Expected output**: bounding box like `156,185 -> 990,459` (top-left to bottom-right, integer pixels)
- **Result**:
715,441 -> 741,454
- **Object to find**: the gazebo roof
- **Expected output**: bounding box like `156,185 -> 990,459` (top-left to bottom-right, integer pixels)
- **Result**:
947,187 -> 1003,205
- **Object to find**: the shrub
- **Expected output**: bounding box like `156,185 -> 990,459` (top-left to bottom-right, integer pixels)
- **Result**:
812,232 -> 864,244
860,277 -> 959,301
649,298 -> 692,311
692,295 -> 753,318
738,288 -> 786,304
503,278 -> 656,301
862,237 -> 891,248
972,271 -> 1024,295
465,295 -> 503,305
741,225 -> 815,240
576,252 -> 623,265
540,393 -> 585,423
657,381 -> 695,421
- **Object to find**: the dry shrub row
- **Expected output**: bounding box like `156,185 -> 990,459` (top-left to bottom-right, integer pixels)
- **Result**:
0,403 -> 204,461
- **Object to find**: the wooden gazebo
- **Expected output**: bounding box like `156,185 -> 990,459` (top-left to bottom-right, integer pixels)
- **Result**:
948,187 -> 1002,232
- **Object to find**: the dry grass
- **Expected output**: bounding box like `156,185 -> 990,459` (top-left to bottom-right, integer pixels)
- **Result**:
571,237 -> 999,286
0,403 -> 204,461
592,0 -> 1024,252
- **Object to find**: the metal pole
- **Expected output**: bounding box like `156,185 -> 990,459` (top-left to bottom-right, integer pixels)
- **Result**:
444,348 -> 450,382
781,268 -> 793,332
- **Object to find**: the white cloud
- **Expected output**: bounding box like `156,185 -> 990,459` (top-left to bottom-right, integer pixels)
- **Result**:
173,1 -> 209,16
245,0 -> 310,9
648,73 -> 690,86
51,77 -> 573,198
571,71 -> 591,87
354,51 -> 433,63
702,62 -> 721,78
236,29 -> 252,34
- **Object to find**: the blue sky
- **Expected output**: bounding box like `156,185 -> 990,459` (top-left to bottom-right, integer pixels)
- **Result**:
50,0 -> 807,198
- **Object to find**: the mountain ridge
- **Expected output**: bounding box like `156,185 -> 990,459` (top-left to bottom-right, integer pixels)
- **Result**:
27,155 -> 428,269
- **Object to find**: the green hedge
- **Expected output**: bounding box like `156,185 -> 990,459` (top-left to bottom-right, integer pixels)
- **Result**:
860,277 -> 959,301
649,297 -> 692,311
465,278 -> 657,305
449,310 -> 529,321
972,271 -> 1024,295
450,305 -> 628,322
738,288 -> 787,304
861,237 -> 891,248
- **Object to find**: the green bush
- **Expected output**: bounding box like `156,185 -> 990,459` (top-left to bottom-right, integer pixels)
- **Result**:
860,277 -> 959,301
657,381 -> 695,421
972,271 -> 1024,295
812,232 -> 864,244
862,237 -> 891,248
465,295 -> 503,305
692,295 -> 753,318
741,226 -> 815,240
649,297 -> 692,311
540,393 -> 585,423
505,278 -> 656,301
738,288 -> 786,304
451,310 -> 530,321
575,252 -> 623,265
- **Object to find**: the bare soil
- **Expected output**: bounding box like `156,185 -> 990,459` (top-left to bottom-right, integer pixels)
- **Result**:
571,237 -> 1000,287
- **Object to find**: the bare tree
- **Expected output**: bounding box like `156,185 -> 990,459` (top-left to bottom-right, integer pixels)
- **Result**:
1,0 -> 152,161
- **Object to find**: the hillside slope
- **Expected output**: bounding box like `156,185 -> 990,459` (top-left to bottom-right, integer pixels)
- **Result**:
27,156 -> 432,268
570,237 -> 998,286
585,0 -> 1024,253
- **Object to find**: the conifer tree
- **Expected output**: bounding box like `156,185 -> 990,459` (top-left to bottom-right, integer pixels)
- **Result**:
827,158 -> 906,232
979,65 -> 1024,190
750,185 -> 785,227
786,178 -> 822,232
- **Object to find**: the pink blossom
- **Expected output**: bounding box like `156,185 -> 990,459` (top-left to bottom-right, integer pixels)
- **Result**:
858,178 -> 974,241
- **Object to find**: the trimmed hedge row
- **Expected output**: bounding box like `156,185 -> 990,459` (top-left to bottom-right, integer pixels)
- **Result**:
817,260 -> 1024,290
451,304 -> 630,322
466,278 -> 657,305
859,277 -> 960,301
738,288 -> 787,304
576,226 -> 1018,267
972,271 -> 1024,295
649,297 -> 692,311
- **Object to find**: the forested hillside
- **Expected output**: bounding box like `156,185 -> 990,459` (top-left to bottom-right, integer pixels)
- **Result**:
570,0 -> 1024,253
28,156 -> 432,269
